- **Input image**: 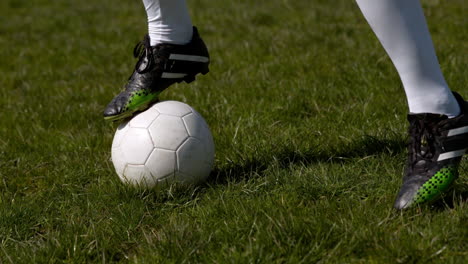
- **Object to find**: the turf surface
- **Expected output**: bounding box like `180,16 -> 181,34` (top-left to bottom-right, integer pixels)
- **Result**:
0,0 -> 467,262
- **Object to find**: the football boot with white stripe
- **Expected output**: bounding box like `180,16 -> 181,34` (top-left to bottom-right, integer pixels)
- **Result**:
394,92 -> 468,210
103,27 -> 209,121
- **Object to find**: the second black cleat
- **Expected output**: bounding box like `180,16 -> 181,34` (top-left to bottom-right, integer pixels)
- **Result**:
103,27 -> 210,121
394,92 -> 468,210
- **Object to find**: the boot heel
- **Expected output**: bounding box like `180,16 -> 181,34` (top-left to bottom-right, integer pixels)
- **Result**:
184,74 -> 196,83
201,65 -> 209,75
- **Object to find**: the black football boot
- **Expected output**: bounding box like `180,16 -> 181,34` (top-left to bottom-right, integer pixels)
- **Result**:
394,92 -> 468,209
104,27 -> 209,121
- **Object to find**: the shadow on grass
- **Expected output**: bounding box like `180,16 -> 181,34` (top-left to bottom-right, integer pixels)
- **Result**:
208,135 -> 406,185
207,134 -> 468,210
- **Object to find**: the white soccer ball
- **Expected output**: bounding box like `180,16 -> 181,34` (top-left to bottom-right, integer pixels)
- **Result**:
111,101 -> 215,188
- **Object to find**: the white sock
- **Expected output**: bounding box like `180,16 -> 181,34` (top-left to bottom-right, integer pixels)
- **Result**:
356,0 -> 460,117
142,0 -> 193,46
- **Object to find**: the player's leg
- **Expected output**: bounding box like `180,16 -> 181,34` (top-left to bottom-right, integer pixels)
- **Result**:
144,0 -> 193,46
104,0 -> 210,121
356,0 -> 468,209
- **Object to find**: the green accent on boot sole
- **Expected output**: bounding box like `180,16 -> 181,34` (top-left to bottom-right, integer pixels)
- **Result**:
412,165 -> 458,206
104,91 -> 160,122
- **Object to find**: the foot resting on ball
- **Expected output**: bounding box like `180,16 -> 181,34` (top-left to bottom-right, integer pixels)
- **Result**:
103,27 -> 210,121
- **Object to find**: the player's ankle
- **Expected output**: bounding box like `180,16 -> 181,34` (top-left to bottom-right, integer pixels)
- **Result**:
407,91 -> 461,118
148,25 -> 193,46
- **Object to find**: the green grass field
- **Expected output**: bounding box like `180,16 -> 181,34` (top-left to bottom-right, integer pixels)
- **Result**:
1,0 -> 467,262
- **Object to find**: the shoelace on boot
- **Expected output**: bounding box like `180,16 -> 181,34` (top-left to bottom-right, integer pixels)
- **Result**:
133,34 -> 154,74
407,117 -> 442,168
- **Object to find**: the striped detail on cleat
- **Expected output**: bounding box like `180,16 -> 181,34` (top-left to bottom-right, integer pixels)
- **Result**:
169,54 -> 209,63
438,149 -> 467,161
437,125 -> 468,161
447,126 -> 468,137
161,72 -> 187,79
